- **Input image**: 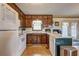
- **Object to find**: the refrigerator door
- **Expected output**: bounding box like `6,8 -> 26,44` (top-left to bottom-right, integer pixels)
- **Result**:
0,4 -> 20,30
0,4 -> 3,22
0,31 -> 21,56
0,19 -> 20,30
0,4 -> 22,56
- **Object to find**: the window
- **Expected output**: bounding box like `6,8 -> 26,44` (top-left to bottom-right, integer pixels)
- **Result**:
71,22 -> 77,39
62,22 -> 77,39
62,22 -> 69,37
32,19 -> 42,30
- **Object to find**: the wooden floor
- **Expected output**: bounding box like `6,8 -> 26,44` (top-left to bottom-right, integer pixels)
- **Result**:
22,44 -> 51,56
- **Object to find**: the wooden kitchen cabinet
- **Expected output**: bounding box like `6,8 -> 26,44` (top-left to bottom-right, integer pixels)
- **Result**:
26,33 -> 49,48
41,34 -> 47,44
19,15 -> 26,28
27,34 -> 41,44
60,46 -> 77,56
72,50 -> 77,56
26,18 -> 32,27
63,49 -> 77,56
27,34 -> 33,44
26,15 -> 32,28
26,15 -> 53,28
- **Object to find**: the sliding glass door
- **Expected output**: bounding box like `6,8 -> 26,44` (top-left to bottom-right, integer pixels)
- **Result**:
71,22 -> 77,39
62,22 -> 77,39
62,22 -> 69,37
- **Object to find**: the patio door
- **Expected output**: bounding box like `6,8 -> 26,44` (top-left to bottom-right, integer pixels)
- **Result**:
71,22 -> 77,39
62,22 -> 69,37
62,22 -> 77,39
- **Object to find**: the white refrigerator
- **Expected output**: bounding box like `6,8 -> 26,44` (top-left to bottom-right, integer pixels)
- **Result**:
0,4 -> 26,56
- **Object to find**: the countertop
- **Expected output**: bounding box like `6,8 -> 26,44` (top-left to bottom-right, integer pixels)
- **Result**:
60,46 -> 77,51
25,28 -> 61,37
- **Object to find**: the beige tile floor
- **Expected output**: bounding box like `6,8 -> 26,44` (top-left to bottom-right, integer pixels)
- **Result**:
22,44 -> 51,56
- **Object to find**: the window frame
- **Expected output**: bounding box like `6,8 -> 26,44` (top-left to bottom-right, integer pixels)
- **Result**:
32,20 -> 43,31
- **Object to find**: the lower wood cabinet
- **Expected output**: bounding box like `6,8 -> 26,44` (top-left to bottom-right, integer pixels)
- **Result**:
63,49 -> 77,56
26,33 -> 49,48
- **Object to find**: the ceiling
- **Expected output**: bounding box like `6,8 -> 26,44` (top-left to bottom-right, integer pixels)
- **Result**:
16,3 -> 79,17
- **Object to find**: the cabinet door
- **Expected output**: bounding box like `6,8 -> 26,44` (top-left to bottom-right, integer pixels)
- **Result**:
20,17 -> 26,27
27,34 -> 49,45
26,19 -> 28,27
72,50 -> 77,56
42,16 -> 52,27
37,34 -> 41,44
45,18 -> 49,27
41,34 -> 47,44
26,19 -> 30,27
27,34 -> 33,44
47,18 -> 52,25
64,49 -> 68,56
32,34 -> 37,44
46,34 -> 49,44
32,34 -> 41,44
26,16 -> 32,27
26,18 -> 32,27
27,34 -> 38,44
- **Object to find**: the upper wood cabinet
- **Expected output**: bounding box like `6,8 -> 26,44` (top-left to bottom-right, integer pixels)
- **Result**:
19,14 -> 26,28
26,15 -> 53,28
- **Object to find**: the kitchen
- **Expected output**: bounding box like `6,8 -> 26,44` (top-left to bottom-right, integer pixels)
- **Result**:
0,3 -> 79,56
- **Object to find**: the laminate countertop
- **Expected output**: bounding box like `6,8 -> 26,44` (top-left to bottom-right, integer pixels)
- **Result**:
60,46 -> 77,51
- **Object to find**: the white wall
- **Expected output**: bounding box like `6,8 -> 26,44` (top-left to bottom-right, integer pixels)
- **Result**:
53,18 -> 79,27
53,18 -> 79,39
53,18 -> 62,29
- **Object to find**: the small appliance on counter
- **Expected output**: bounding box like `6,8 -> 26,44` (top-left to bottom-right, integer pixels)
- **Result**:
45,28 -> 51,33
53,29 -> 62,34
44,25 -> 52,33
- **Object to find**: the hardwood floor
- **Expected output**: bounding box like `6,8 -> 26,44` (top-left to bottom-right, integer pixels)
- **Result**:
22,44 -> 51,56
